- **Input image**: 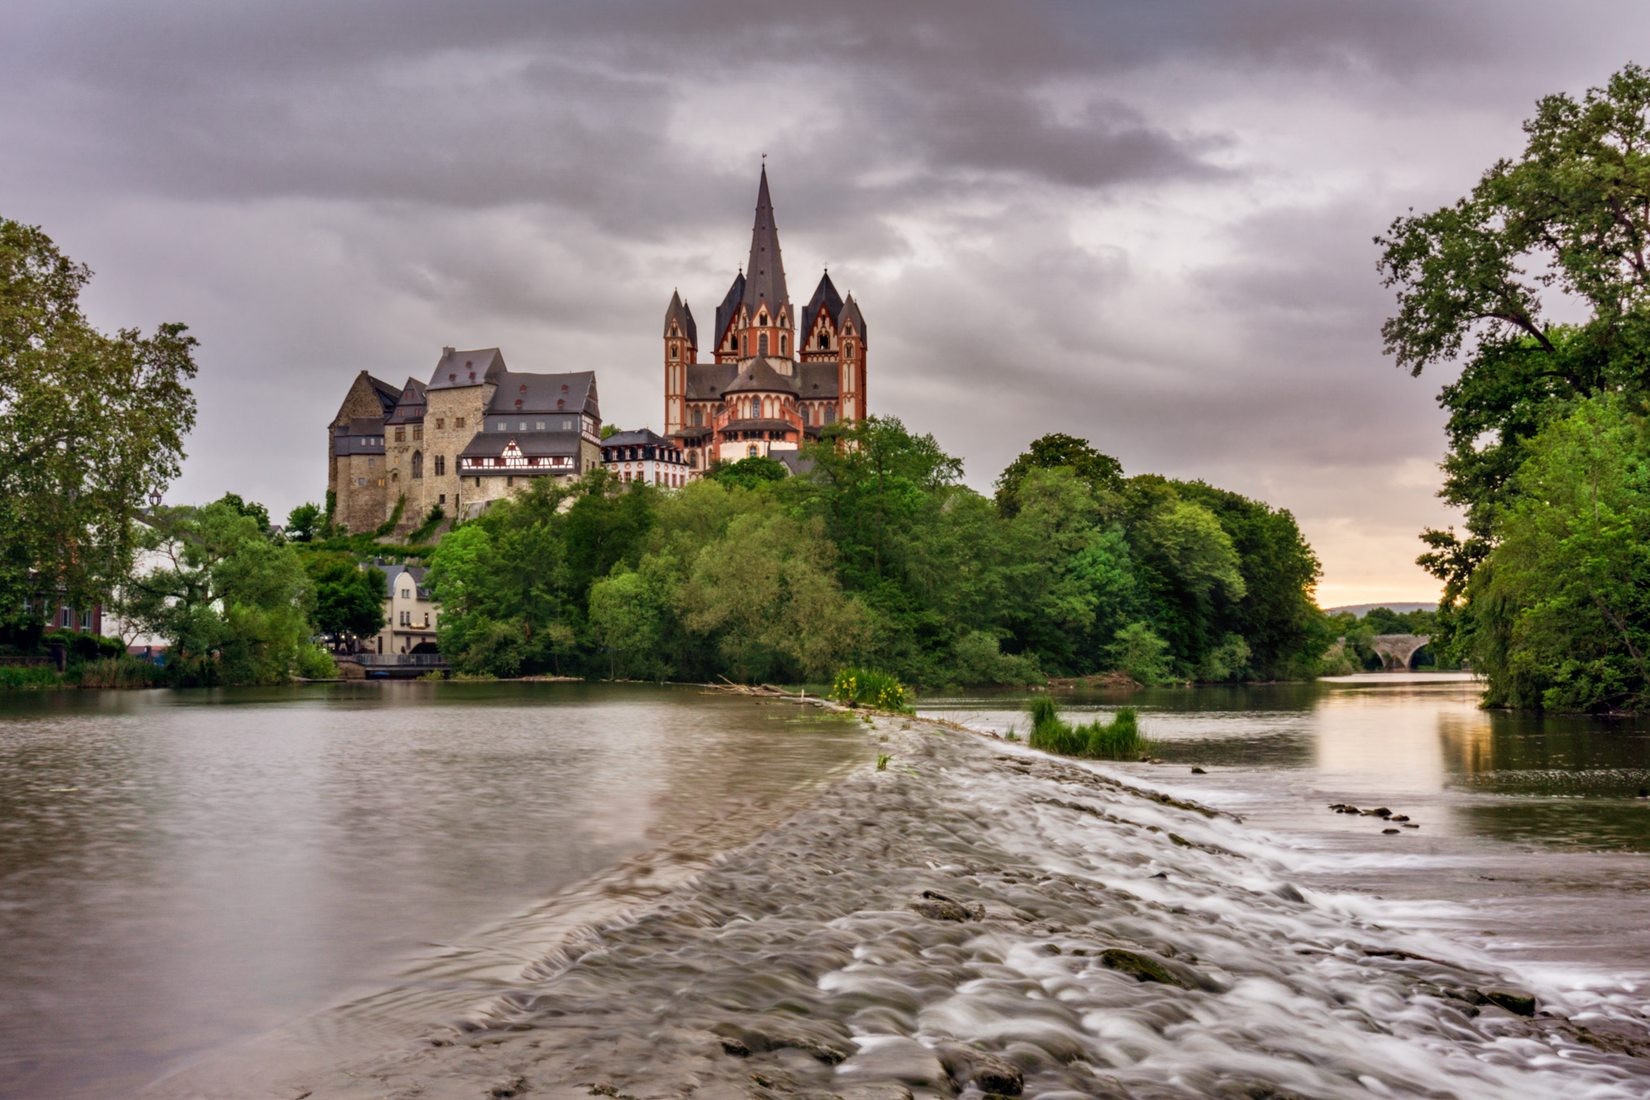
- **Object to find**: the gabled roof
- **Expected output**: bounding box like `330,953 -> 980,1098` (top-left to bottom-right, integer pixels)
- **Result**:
367,561 -> 430,598
602,428 -> 673,450
385,377 -> 428,425
368,375 -> 402,410
428,347 -> 507,391
459,430 -> 585,460
714,271 -> 746,345
724,356 -> 799,395
802,271 -> 843,336
484,370 -> 600,420
741,165 -> 789,314
838,294 -> 866,341
663,290 -> 698,346
685,361 -> 739,400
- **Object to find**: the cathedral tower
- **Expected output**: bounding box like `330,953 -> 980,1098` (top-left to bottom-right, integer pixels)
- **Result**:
735,165 -> 793,361
662,289 -> 696,436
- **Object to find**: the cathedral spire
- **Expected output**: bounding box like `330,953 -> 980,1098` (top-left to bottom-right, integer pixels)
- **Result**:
741,164 -> 789,314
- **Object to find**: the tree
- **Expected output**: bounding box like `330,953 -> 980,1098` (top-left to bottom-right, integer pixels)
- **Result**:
995,433 -> 1124,517
589,568 -> 666,679
707,455 -> 789,490
0,218 -> 198,631
1377,64 -> 1650,646
304,551 -> 386,644
286,502 -> 324,542
1107,621 -> 1171,685
121,501 -> 315,684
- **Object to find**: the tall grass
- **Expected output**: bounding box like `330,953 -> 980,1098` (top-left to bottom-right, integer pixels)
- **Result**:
1029,697 -> 1146,760
72,657 -> 164,689
0,665 -> 65,690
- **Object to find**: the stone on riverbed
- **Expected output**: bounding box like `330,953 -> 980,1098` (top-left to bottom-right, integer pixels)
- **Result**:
936,1044 -> 1025,1095
1481,988 -> 1538,1016
908,889 -> 983,922
1100,947 -> 1223,992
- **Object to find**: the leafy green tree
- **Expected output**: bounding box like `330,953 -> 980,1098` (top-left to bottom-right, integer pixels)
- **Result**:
121,501 -> 315,684
0,218 -> 198,631
588,568 -> 666,679
995,432 -> 1124,517
213,493 -> 272,534
303,551 -> 385,644
707,455 -> 789,489
1468,394 -> 1650,711
1378,64 -> 1650,648
286,502 -> 324,542
1107,621 -> 1172,685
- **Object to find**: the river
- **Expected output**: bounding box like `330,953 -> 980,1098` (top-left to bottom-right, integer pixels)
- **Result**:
1,676 -> 1647,1097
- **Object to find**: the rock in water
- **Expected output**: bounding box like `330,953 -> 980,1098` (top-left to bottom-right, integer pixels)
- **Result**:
1482,989 -> 1538,1016
909,890 -> 983,922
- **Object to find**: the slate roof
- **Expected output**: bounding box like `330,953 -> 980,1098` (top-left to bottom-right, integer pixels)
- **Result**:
385,378 -> 428,425
722,418 -> 799,432
602,428 -> 672,450
774,452 -> 816,477
801,271 -> 843,336
741,166 -> 789,314
333,417 -> 387,455
839,294 -> 866,341
459,430 -> 584,461
685,361 -> 740,400
798,361 -> 841,398
714,271 -> 746,346
484,370 -> 600,420
663,290 -> 698,346
427,347 -> 508,391
367,562 -> 430,598
724,356 -> 800,395
368,374 -> 402,412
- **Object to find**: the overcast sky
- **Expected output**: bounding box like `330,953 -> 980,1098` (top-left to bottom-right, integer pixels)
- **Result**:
3,2 -> 1643,605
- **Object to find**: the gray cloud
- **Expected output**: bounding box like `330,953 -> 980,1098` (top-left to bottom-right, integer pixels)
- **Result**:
2,1 -> 1643,603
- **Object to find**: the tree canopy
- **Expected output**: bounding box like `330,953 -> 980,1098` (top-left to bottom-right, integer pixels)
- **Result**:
1379,62 -> 1650,709
0,218 -> 198,631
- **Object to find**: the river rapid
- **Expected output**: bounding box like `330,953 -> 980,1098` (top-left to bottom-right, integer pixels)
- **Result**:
2,678 -> 1648,1098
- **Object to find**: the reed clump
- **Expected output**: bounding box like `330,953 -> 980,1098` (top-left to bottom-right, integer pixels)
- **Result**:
1029,697 -> 1147,760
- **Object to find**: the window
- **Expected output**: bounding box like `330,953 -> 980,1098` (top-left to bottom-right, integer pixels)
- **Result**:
818,332 -> 828,350
780,334 -> 788,356
496,421 -> 505,431
411,452 -> 423,479
80,609 -> 93,630
759,332 -> 769,356
412,425 -> 423,441
670,342 -> 679,361
535,421 -> 545,430
519,421 -> 527,431
436,417 -> 445,430
439,493 -> 446,504
434,455 -> 445,476
394,426 -> 405,442
401,587 -> 411,599
367,456 -> 375,468
455,417 -> 465,429
747,444 -> 760,458
742,333 -> 749,356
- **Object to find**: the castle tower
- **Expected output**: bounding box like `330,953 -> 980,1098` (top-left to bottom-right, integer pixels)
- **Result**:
663,289 -> 697,436
737,165 -> 793,362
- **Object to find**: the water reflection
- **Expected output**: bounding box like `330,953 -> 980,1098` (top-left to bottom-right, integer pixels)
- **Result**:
0,683 -> 865,1100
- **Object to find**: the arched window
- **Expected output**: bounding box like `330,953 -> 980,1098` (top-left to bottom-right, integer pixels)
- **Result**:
758,332 -> 768,356
411,451 -> 423,479
818,332 -> 828,350
780,334 -> 788,356
748,444 -> 760,458
689,451 -> 698,468
741,333 -> 749,356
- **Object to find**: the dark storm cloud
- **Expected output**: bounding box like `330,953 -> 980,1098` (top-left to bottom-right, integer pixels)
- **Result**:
2,0 -> 1644,601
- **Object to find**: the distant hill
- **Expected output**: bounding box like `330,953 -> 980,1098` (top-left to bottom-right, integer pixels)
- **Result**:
1322,602 -> 1437,618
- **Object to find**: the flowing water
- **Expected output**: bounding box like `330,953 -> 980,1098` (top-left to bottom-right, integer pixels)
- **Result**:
3,676 -> 1649,1098
0,682 -> 867,1098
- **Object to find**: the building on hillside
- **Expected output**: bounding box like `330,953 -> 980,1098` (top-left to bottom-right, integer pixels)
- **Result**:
327,350 -> 603,533
367,562 -> 440,656
600,429 -> 690,488
663,166 -> 869,474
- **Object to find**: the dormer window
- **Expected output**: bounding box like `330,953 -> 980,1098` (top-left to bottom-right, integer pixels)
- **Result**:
519,383 -> 528,393
817,332 -> 828,350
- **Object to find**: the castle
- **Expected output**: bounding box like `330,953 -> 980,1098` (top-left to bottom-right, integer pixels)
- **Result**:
326,166 -> 866,532
663,165 -> 868,472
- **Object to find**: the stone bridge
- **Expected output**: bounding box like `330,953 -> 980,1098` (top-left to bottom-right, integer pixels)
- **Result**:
1369,633 -> 1431,671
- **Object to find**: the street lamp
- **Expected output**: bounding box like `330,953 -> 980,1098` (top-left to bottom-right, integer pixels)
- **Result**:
148,488 -> 163,510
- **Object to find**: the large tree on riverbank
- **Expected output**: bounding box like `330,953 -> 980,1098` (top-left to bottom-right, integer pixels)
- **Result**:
1378,62 -> 1650,708
0,218 -> 198,635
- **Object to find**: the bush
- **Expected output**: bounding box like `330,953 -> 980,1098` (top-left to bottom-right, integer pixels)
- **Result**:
45,630 -> 125,662
952,630 -> 1043,686
831,667 -> 913,712
1029,697 -> 1146,760
0,665 -> 64,690
295,644 -> 338,680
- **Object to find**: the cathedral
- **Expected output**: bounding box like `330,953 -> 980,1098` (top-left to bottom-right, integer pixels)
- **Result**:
663,166 -> 868,471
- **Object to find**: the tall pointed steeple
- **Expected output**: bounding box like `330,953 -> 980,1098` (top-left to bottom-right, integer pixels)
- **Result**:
741,164 -> 789,314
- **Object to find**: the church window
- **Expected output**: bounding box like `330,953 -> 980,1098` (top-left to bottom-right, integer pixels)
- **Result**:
412,452 -> 423,479
759,333 -> 768,356
742,334 -> 749,356
670,342 -> 679,361
758,311 -> 767,326
845,341 -> 854,360
780,334 -> 788,356
818,332 -> 828,350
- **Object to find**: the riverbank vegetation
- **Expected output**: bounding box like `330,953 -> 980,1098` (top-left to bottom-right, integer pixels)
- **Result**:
427,418 -> 1330,688
1379,63 -> 1650,711
1028,697 -> 1147,760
